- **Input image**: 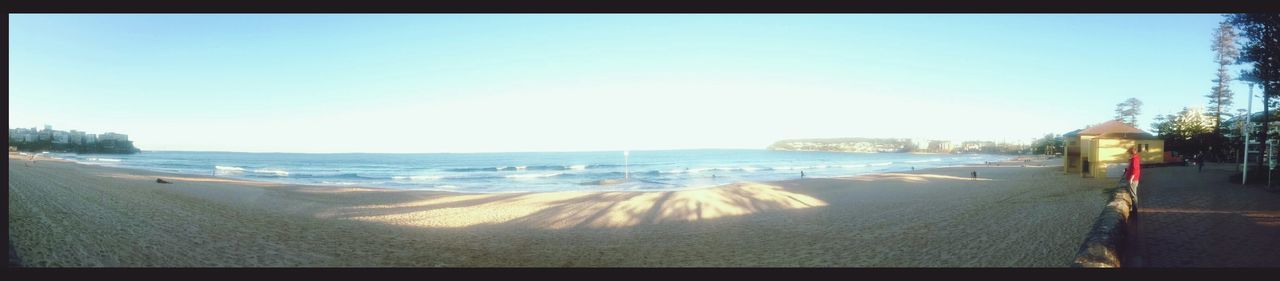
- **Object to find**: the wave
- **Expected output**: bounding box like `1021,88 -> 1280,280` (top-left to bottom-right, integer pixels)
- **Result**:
215,165 -> 246,172
443,164 -> 646,173
253,169 -> 290,177
448,165 -> 569,172
290,172 -> 386,180
505,173 -> 563,179
904,158 -> 942,163
88,158 -> 122,162
657,167 -> 720,174
868,162 -> 893,166
392,175 -> 444,181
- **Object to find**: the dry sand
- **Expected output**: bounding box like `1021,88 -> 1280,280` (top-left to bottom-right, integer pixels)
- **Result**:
8,155 -> 1113,267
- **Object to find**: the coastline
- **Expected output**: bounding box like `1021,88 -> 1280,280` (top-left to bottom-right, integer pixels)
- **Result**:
31,151 -> 1030,194
8,154 -> 1110,266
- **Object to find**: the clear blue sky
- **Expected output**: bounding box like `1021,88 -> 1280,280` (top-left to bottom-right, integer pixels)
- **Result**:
9,14 -> 1251,153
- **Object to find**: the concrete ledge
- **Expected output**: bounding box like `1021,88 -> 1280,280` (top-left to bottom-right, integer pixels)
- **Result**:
1071,183 -> 1134,268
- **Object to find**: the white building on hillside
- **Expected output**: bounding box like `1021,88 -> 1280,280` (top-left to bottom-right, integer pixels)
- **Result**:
100,132 -> 128,142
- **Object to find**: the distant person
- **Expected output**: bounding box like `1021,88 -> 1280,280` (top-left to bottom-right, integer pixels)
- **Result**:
1197,154 -> 1206,173
800,171 -> 805,178
971,171 -> 977,179
911,166 -> 915,171
1127,147 -> 1142,208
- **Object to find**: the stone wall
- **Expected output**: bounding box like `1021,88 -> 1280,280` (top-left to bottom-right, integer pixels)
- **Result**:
1071,182 -> 1135,267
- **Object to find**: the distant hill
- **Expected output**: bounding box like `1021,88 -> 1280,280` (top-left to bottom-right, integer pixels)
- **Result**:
767,138 -> 914,153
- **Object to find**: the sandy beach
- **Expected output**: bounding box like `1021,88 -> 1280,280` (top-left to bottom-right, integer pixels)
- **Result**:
8,155 -> 1112,267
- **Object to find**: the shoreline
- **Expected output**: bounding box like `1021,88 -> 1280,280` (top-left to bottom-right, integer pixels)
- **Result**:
9,154 -> 1106,267
12,153 -> 1038,194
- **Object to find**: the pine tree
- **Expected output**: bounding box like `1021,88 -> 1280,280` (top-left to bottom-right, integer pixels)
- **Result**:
1114,98 -> 1143,127
1229,14 -> 1279,171
1208,20 -> 1239,133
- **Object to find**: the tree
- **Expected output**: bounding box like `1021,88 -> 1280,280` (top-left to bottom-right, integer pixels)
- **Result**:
1151,114 -> 1173,137
1153,106 -> 1215,154
1114,97 -> 1143,127
1030,133 -> 1063,155
1229,14 -> 1279,170
1208,20 -> 1239,133
1173,106 -> 1213,139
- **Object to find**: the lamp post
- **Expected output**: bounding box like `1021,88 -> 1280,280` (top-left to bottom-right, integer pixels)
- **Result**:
1244,83 -> 1254,185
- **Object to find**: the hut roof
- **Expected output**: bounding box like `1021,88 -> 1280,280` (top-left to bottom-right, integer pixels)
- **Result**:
1075,120 -> 1159,140
1062,129 -> 1083,138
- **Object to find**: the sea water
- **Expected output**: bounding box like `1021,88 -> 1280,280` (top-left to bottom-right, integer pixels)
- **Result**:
54,149 -> 1012,193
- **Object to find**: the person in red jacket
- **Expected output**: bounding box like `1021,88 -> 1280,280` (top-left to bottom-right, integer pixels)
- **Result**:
1127,146 -> 1141,206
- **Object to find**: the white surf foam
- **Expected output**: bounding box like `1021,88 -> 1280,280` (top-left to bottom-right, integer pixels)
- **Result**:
254,169 -> 290,176
215,165 -> 245,172
392,175 -> 444,181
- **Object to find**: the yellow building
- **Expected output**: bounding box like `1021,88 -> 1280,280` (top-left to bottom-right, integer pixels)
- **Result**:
1063,120 -> 1164,178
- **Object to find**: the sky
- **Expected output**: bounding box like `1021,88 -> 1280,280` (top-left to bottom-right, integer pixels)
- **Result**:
8,14 -> 1255,153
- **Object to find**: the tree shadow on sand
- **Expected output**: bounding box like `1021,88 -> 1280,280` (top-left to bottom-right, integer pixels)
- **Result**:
316,182 -> 828,230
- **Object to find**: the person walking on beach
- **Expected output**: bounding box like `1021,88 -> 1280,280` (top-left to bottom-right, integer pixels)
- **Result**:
800,171 -> 805,178
971,170 -> 977,179
1127,147 -> 1142,208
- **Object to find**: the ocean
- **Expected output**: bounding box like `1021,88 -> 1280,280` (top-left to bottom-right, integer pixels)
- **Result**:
48,149 -> 1014,193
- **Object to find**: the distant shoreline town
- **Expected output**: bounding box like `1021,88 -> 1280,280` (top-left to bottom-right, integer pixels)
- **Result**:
8,125 -> 139,154
767,138 -> 1031,154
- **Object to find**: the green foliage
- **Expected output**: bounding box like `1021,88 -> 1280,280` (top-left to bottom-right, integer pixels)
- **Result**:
1229,14 -> 1280,166
7,137 -> 140,154
1152,107 -> 1221,155
1114,98 -> 1143,127
1228,14 -> 1279,98
768,138 -> 915,153
1030,133 -> 1064,155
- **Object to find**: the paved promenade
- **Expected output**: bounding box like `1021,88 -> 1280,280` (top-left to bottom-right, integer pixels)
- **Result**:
1123,163 -> 1280,267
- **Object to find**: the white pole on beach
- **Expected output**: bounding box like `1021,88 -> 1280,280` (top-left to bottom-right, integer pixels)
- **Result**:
624,150 -> 630,180
1244,83 -> 1254,185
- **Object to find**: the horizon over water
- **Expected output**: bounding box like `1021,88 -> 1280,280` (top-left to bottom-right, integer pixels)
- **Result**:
50,149 -> 1015,193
